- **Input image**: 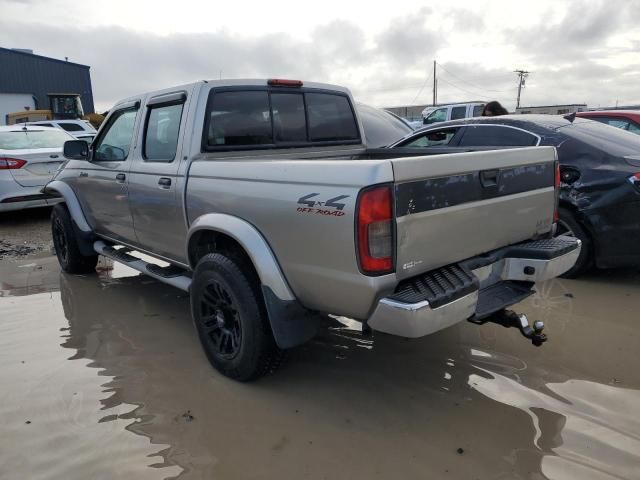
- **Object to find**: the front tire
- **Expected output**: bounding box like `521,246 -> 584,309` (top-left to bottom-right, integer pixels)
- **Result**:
190,253 -> 283,381
556,207 -> 592,278
51,204 -> 98,274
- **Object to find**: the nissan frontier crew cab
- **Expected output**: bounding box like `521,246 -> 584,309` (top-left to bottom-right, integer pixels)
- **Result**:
46,78 -> 581,381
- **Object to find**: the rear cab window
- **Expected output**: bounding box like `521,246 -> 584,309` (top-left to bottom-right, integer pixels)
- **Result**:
60,123 -> 84,132
203,87 -> 360,151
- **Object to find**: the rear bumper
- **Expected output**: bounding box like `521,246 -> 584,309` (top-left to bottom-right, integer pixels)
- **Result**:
0,195 -> 62,212
367,236 -> 581,338
0,174 -> 61,212
370,291 -> 479,338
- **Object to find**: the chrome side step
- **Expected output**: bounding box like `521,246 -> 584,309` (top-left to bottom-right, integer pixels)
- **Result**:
94,240 -> 192,292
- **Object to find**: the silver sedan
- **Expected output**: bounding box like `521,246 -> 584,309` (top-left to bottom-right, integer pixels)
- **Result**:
0,125 -> 75,212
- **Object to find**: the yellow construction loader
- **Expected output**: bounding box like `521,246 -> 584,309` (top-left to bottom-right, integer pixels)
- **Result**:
7,93 -> 104,128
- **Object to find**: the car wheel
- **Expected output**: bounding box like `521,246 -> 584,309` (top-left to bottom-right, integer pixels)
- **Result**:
556,207 -> 592,278
190,253 -> 284,381
51,204 -> 98,274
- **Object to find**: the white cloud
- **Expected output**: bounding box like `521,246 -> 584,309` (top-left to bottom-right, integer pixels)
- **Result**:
1,0 -> 638,112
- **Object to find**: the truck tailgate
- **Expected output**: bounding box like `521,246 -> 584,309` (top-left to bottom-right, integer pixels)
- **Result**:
392,146 -> 557,280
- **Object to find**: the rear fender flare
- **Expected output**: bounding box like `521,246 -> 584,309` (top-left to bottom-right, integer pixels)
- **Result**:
187,213 -> 295,302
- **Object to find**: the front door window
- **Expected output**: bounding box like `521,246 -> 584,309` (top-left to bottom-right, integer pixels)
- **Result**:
424,108 -> 447,124
93,108 -> 138,161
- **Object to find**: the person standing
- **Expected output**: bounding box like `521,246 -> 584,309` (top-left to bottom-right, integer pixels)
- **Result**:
482,101 -> 509,116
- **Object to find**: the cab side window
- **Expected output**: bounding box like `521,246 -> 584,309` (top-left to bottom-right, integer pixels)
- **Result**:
458,125 -> 538,147
144,103 -> 184,161
401,128 -> 460,147
424,108 -> 447,124
450,106 -> 466,120
93,108 -> 138,161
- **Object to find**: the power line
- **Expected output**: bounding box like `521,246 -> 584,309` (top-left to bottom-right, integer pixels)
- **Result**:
435,76 -> 496,100
436,62 -> 512,94
410,68 -> 432,105
359,83 -> 428,94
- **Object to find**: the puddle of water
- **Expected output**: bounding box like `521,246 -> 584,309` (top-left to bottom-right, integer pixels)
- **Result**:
0,255 -> 639,479
0,290 -> 181,479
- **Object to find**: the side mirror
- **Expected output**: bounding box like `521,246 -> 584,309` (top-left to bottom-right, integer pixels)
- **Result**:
63,140 -> 89,160
560,167 -> 580,185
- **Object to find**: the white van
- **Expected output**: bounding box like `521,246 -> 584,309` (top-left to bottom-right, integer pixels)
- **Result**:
422,102 -> 485,125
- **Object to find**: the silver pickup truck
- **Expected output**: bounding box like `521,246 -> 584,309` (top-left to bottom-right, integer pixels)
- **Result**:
45,79 -> 580,381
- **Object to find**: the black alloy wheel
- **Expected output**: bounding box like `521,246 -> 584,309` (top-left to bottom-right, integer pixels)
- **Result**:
52,216 -> 69,264
198,279 -> 242,358
190,253 -> 284,381
51,204 -> 98,274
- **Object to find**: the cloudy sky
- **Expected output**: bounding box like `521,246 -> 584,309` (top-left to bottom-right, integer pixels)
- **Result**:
1,0 -> 639,113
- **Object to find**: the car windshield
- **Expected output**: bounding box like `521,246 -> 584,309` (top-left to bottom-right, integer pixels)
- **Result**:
0,129 -> 72,150
559,119 -> 640,156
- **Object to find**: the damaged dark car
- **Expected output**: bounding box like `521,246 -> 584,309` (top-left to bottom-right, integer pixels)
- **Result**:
388,115 -> 640,277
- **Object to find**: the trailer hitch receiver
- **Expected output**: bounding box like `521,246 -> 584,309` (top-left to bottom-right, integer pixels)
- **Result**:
469,309 -> 547,346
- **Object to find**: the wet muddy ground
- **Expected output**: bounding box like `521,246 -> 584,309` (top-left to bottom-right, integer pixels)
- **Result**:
1,210 -> 639,479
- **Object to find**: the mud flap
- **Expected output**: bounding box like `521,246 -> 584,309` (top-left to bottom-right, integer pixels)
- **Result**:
72,219 -> 97,257
261,286 -> 320,349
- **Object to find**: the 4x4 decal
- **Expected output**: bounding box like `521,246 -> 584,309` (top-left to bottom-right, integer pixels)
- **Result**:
296,193 -> 350,217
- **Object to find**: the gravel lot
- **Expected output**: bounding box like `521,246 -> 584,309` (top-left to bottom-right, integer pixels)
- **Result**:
0,207 -> 53,259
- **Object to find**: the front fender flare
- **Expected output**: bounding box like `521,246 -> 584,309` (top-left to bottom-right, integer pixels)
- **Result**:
187,213 -> 295,302
43,181 -> 92,233
43,180 -> 96,256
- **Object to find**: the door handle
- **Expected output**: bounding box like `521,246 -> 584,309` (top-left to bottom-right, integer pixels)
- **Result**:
79,172 -> 88,178
50,154 -> 59,159
480,169 -> 499,188
116,173 -> 126,183
158,177 -> 172,189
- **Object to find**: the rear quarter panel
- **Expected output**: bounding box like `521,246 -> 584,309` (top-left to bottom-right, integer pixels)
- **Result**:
186,158 -> 397,318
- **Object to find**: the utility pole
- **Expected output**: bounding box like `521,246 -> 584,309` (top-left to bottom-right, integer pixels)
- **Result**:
433,60 -> 437,106
514,69 -> 530,110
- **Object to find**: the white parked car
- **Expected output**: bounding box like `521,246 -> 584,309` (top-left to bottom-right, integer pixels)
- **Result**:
0,125 -> 73,212
421,102 -> 485,125
27,119 -> 97,139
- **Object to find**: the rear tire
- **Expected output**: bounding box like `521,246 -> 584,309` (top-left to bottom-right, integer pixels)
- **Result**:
51,204 -> 98,274
190,253 -> 283,381
556,207 -> 592,278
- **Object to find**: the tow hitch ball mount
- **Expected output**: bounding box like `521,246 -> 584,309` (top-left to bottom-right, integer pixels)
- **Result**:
471,309 -> 548,346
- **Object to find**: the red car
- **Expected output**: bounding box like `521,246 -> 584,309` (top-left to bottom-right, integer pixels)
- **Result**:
576,110 -> 640,134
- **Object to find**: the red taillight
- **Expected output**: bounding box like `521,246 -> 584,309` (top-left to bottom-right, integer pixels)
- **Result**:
628,173 -> 640,188
0,157 -> 27,169
357,185 -> 394,275
554,162 -> 560,222
268,78 -> 303,87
